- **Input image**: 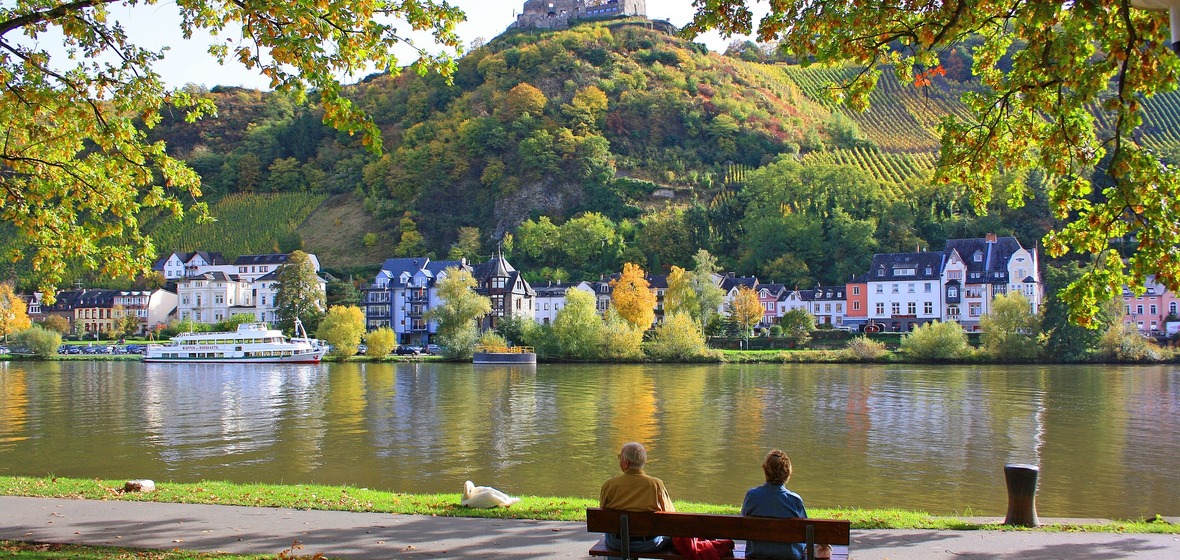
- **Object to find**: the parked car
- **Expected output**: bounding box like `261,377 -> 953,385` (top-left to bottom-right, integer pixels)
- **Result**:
424,344 -> 441,355
395,345 -> 420,356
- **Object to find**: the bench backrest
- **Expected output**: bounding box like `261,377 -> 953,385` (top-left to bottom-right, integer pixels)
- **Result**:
585,508 -> 851,545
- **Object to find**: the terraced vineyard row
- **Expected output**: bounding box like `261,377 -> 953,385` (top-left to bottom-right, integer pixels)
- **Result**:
782,65 -> 944,151
800,148 -> 937,201
148,193 -> 327,258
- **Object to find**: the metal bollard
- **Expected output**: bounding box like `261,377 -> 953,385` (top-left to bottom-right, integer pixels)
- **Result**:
1003,463 -> 1039,527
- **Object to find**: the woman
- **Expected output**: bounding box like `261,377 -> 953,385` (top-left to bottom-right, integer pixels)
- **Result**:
740,449 -> 830,559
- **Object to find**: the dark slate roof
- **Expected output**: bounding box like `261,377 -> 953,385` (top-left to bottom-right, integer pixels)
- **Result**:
472,253 -> 515,280
182,271 -> 237,282
152,251 -> 227,271
646,274 -> 669,289
943,236 -> 1025,283
424,259 -> 467,277
757,283 -> 786,297
535,281 -> 581,297
720,273 -> 758,291
868,252 -> 945,281
233,254 -> 289,266
809,285 -> 846,301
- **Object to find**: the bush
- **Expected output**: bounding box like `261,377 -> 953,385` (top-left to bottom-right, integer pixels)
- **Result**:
13,325 -> 62,358
899,321 -> 972,361
1098,324 -> 1162,362
843,336 -> 889,361
599,309 -> 644,360
365,327 -> 396,357
478,331 -> 508,349
646,312 -> 709,361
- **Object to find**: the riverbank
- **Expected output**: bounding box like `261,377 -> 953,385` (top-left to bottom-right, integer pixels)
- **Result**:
2,476 -> 1175,534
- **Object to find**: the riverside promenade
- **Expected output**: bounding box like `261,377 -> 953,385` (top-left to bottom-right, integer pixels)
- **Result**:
1,496 -> 1178,559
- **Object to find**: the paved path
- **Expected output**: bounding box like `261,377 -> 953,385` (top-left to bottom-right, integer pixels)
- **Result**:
2,496 -> 1179,559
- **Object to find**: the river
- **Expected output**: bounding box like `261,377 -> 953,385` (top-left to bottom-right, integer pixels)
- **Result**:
0,360 -> 1176,519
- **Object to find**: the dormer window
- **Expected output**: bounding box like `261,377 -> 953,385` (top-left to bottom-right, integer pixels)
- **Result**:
924,266 -> 932,275
973,251 -> 983,262
877,266 -> 885,277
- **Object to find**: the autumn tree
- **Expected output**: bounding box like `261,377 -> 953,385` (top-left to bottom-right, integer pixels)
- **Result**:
0,0 -> 463,300
610,263 -> 656,329
317,306 -> 366,358
274,250 -> 325,334
727,285 -> 763,345
688,1 -> 1180,324
646,311 -> 709,361
0,284 -> 30,341
599,309 -> 644,360
38,315 -> 70,335
112,305 -> 141,340
424,267 -> 491,360
365,327 -> 396,358
663,266 -> 697,321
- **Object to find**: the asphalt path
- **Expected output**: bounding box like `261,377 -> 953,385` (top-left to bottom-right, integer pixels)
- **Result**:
1,496 -> 1178,559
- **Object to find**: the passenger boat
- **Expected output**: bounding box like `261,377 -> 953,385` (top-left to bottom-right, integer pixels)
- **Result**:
143,319 -> 326,363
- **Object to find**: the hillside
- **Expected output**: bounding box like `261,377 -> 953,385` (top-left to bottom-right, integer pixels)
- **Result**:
137,16 -> 1180,287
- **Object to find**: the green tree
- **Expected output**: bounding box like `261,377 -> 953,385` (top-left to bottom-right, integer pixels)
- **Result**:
900,321 -> 972,361
424,267 -> 492,360
646,311 -> 709,361
214,313 -> 258,333
691,250 -> 726,328
552,287 -> 603,360
780,308 -> 815,347
610,263 -> 656,329
365,327 -> 396,358
0,0 -> 462,299
0,284 -> 31,341
274,250 -> 325,334
688,1 -> 1180,324
980,291 -> 1041,361
12,325 -> 61,357
448,227 -> 483,262
318,306 -> 366,358
727,285 -> 763,346
1041,262 -> 1109,362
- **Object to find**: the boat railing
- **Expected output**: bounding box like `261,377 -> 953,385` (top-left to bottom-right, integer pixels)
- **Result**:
474,345 -> 534,354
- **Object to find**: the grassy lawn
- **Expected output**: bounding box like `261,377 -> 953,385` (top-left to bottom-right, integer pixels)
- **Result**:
0,541 -> 274,559
2,476 -> 1175,534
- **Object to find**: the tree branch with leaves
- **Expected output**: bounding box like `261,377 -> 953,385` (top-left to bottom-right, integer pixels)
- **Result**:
0,0 -> 463,300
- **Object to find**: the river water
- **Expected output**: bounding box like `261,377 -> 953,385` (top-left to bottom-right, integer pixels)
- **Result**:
0,361 -> 1176,519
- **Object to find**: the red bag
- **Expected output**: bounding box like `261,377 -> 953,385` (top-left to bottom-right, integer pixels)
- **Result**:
671,536 -> 736,560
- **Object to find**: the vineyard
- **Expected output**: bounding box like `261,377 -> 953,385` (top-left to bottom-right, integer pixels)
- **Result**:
147,193 -> 327,259
800,148 -> 937,201
780,65 -> 950,152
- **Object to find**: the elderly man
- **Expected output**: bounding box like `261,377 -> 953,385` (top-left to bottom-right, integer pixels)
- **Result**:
599,441 -> 676,555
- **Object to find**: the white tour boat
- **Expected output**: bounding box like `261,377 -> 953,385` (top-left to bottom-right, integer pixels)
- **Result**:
144,320 -> 327,363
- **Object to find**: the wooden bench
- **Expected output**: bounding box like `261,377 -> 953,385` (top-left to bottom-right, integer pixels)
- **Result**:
586,508 -> 850,560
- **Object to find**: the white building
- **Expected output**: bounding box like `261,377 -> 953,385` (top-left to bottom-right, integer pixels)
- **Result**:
152,251 -> 227,280
175,253 -> 326,325
865,252 -> 946,332
533,281 -> 595,325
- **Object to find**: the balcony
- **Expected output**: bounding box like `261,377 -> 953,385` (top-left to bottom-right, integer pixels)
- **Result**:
407,290 -> 428,303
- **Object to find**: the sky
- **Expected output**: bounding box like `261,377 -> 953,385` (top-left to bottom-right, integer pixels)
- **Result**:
104,0 -> 754,90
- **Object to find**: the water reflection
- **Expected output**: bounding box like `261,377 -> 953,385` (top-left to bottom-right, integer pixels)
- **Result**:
0,361 -> 1177,519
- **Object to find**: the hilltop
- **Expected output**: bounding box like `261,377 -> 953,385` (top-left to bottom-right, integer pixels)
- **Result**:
93,18 -> 1180,285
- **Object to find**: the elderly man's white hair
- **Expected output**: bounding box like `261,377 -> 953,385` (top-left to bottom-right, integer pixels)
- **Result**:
620,442 -> 647,467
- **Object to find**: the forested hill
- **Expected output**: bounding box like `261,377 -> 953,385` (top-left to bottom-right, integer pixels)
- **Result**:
142,16 -> 1180,287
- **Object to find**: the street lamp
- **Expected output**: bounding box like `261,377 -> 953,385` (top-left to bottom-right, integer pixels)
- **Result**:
1133,0 -> 1180,53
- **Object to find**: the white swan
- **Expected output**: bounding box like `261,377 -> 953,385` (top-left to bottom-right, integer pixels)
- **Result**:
461,480 -> 521,508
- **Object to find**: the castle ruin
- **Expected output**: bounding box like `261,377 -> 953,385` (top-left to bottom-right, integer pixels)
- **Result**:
511,0 -> 647,31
